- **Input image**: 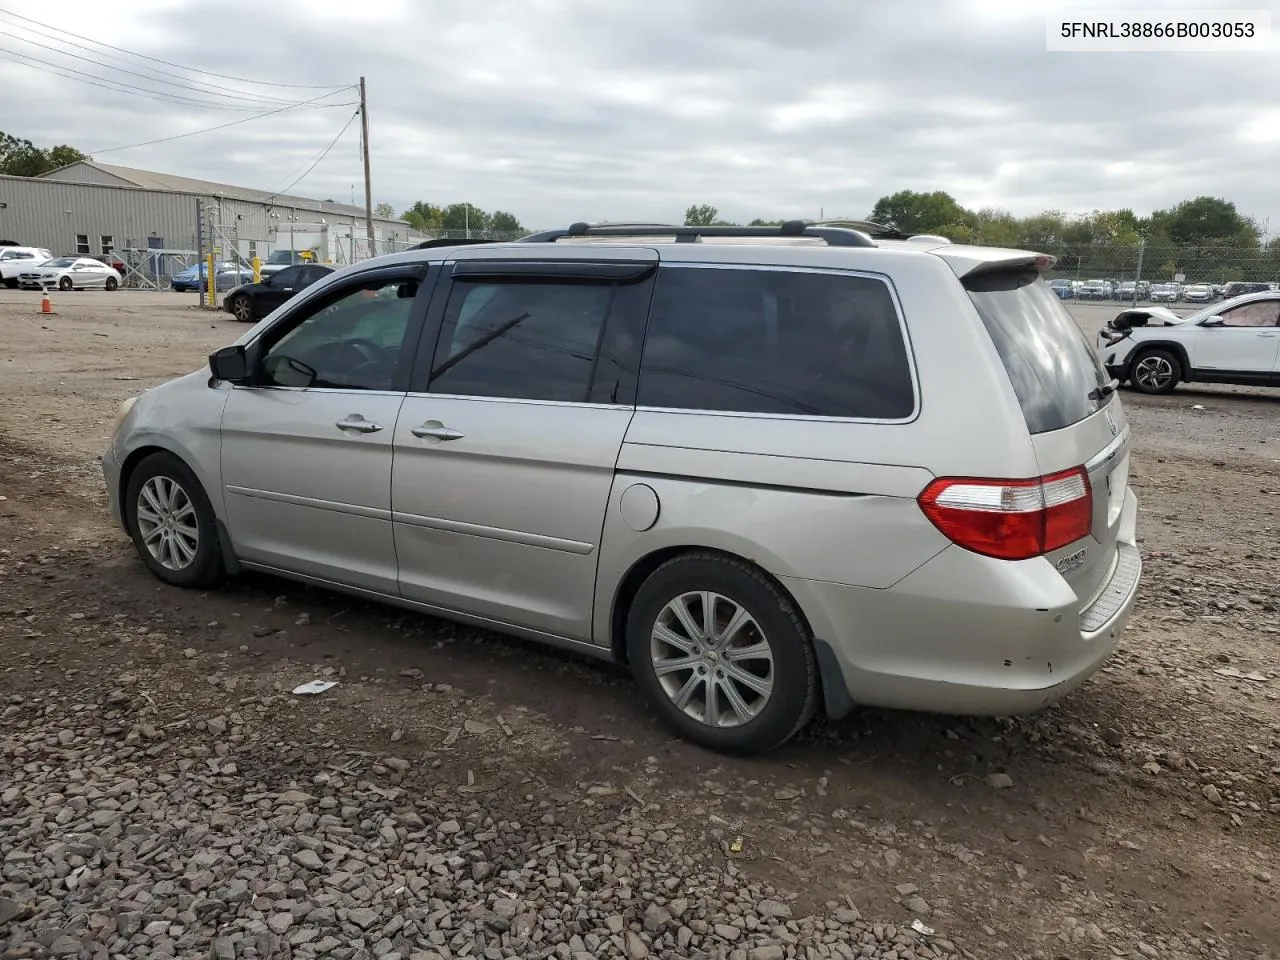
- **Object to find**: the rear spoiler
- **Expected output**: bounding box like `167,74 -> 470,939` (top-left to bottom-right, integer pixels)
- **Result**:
933,249 -> 1058,279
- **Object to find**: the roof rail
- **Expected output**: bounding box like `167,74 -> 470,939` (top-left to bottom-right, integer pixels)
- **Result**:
518,220 -> 876,247
811,218 -> 911,241
412,237 -> 502,249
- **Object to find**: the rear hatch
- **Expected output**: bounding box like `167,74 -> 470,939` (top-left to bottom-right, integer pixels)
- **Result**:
964,267 -> 1130,607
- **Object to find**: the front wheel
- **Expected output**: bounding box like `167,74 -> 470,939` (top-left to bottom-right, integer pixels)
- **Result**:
58,276 -> 73,291
626,552 -> 818,754
124,452 -> 224,587
230,294 -> 254,323
1130,348 -> 1182,394
105,276 -> 119,291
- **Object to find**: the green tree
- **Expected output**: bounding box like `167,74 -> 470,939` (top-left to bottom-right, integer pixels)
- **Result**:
441,202 -> 489,234
488,210 -> 525,234
867,190 -> 974,237
373,202 -> 394,218
748,218 -> 784,226
684,204 -> 719,226
0,131 -> 88,177
972,208 -> 1020,247
1150,196 -> 1258,246
401,201 -> 444,232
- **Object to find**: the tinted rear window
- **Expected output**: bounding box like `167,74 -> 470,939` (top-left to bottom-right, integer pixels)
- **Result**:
966,270 -> 1110,434
637,266 -> 914,419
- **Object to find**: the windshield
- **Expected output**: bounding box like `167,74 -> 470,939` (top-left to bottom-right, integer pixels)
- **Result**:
966,270 -> 1111,434
266,251 -> 297,265
46,258 -> 76,268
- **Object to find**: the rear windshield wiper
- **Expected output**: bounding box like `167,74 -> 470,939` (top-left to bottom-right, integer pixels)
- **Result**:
1088,379 -> 1120,401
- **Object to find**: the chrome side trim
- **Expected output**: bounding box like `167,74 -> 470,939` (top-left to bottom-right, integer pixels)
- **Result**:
391,511 -> 595,555
224,485 -> 391,521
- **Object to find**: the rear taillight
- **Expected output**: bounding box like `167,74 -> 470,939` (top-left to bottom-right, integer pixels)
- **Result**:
917,467 -> 1092,561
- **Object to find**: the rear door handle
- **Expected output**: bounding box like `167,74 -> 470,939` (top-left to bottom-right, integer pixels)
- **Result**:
335,415 -> 382,433
1257,332 -> 1278,337
411,421 -> 465,441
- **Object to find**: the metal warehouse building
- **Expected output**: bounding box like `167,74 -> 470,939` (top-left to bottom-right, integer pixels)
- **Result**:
0,161 -> 424,285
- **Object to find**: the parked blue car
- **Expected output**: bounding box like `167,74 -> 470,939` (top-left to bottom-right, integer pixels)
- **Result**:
1048,278 -> 1074,300
171,261 -> 253,293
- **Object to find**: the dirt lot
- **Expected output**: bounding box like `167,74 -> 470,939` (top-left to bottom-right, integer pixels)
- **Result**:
1,289 -> 1278,960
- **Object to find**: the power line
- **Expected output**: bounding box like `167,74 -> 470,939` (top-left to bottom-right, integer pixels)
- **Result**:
86,92 -> 360,154
0,8 -> 350,89
0,46 -> 288,111
267,109 -> 362,200
0,11 -> 327,105
2,29 -> 310,107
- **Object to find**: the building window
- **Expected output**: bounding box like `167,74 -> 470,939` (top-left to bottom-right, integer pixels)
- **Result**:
75,234 -> 90,255
248,240 -> 257,259
100,235 -> 114,254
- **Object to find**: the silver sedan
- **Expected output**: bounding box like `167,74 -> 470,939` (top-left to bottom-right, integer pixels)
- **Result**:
17,256 -> 122,291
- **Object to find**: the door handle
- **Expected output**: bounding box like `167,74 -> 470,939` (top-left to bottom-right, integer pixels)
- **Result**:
335,415 -> 382,433
1257,332 -> 1277,338
411,421 -> 465,441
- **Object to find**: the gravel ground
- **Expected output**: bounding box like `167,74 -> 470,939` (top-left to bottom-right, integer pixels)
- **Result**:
1,289 -> 1277,960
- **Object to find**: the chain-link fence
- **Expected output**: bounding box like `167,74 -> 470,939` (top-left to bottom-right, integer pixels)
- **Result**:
1040,242 -> 1280,289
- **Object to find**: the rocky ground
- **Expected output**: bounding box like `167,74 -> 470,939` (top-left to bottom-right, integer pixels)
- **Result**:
0,290 -> 1278,960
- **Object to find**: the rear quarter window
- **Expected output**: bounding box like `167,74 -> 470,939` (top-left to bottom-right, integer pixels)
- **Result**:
637,265 -> 915,419
965,269 -> 1110,434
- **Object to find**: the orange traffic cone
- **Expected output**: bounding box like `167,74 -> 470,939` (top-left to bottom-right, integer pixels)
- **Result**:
40,289 -> 53,315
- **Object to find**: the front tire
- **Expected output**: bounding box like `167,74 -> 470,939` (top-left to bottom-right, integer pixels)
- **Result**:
2,278 -> 16,289
1130,348 -> 1181,394
124,452 -> 224,588
626,552 -> 818,754
58,276 -> 73,292
230,294 -> 254,323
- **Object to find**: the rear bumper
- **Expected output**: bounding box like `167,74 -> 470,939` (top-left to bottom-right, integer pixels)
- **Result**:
788,488 -> 1141,717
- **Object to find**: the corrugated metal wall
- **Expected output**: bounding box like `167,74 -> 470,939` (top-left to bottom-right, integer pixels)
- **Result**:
40,165 -> 137,188
0,176 -> 423,262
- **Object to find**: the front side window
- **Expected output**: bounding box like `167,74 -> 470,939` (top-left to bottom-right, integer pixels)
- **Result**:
260,277 -> 419,391
1218,301 -> 1279,327
637,266 -> 915,419
428,280 -> 614,402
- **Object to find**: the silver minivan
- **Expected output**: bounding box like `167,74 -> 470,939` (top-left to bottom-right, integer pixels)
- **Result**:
103,221 -> 1141,754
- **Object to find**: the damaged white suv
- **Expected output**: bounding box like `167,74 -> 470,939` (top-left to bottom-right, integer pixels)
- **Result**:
1097,291 -> 1280,394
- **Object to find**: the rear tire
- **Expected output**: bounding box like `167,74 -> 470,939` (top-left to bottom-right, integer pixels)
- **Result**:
105,276 -> 119,291
124,452 -> 224,588
626,552 -> 818,755
1130,348 -> 1181,394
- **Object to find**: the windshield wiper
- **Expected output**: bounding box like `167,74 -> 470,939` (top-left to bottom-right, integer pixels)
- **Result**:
1088,379 -> 1120,401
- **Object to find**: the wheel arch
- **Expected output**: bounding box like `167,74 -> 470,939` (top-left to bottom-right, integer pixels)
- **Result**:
1126,339 -> 1194,381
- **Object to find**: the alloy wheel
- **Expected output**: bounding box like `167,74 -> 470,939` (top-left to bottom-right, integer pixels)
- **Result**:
650,591 -> 774,728
135,475 -> 200,571
1134,355 -> 1173,390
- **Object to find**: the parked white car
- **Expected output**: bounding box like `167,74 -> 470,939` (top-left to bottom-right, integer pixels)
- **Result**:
17,256 -> 122,291
0,246 -> 54,288
1097,291 -> 1280,393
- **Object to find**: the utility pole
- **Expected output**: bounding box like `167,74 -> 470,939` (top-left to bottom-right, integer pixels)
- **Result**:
359,76 -> 375,259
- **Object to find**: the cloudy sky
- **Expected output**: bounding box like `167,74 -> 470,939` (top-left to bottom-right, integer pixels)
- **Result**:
3,0 -> 1279,229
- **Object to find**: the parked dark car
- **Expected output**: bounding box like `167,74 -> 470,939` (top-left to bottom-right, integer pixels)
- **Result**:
223,263 -> 334,323
1222,281 -> 1273,299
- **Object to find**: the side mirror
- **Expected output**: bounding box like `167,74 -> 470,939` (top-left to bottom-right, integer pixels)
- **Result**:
1202,316 -> 1225,327
209,344 -> 250,382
